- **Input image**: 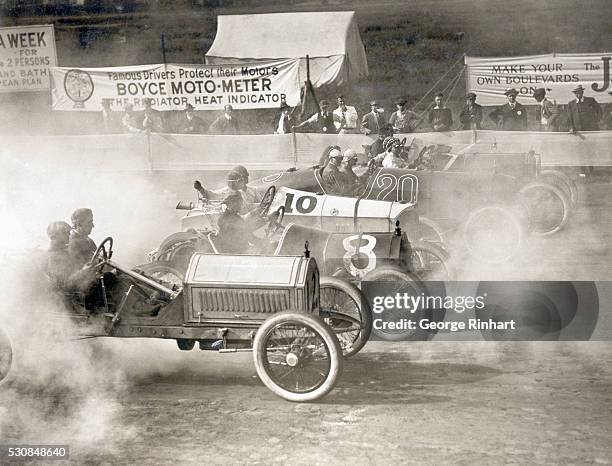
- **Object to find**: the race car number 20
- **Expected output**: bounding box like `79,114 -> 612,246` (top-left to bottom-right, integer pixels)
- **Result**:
342,234 -> 377,278
282,193 -> 317,214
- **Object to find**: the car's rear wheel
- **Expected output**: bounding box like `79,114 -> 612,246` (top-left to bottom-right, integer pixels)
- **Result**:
417,216 -> 445,244
362,265 -> 433,341
253,312 -> 342,402
519,182 -> 571,236
539,169 -> 578,208
319,276 -> 372,358
0,328 -> 13,386
462,204 -> 525,264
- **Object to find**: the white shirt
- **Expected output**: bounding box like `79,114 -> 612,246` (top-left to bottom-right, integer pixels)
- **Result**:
333,105 -> 358,132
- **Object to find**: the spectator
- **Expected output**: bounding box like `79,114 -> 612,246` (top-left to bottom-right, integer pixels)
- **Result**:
293,99 -> 339,134
142,98 -> 165,132
533,88 -> 561,132
567,85 -> 602,132
603,90 -> 612,130
177,103 -> 207,134
209,104 -> 240,135
99,98 -> 121,133
333,95 -> 359,134
489,88 -> 527,131
389,97 -> 419,133
273,102 -> 293,134
368,124 -> 394,159
361,100 -> 385,135
459,92 -> 483,130
428,93 -> 453,131
121,103 -> 142,133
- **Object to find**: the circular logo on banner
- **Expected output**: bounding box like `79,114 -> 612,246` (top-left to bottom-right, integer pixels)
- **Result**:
64,69 -> 94,109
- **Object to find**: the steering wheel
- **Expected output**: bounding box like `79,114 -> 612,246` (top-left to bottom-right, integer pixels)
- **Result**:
265,207 -> 285,239
88,236 -> 114,267
258,186 -> 276,217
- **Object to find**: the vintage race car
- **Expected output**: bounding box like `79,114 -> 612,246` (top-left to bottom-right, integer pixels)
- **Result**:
248,154 -> 574,263
0,238 -> 361,402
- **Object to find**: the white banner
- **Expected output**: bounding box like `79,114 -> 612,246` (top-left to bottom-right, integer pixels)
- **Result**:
466,53 -> 612,105
0,24 -> 57,93
50,59 -> 301,111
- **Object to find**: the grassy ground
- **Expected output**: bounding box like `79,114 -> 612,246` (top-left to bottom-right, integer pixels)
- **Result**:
1,0 -> 610,133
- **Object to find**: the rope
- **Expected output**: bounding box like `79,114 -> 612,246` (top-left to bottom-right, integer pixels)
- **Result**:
410,54 -> 466,111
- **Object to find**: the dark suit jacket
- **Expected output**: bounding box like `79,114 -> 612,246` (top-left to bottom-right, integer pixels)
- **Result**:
177,114 -> 207,134
209,115 -> 240,134
273,112 -> 293,134
361,111 -> 385,134
567,97 -> 602,131
459,103 -> 483,129
489,103 -> 528,131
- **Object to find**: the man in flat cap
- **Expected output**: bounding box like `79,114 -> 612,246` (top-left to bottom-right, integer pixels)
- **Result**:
293,99 -> 340,134
428,93 -> 453,131
361,100 -> 385,135
389,97 -> 419,133
321,147 -> 347,195
567,85 -> 602,132
177,103 -> 207,134
69,208 -> 97,269
489,88 -> 528,131
533,88 -> 561,132
459,92 -> 483,130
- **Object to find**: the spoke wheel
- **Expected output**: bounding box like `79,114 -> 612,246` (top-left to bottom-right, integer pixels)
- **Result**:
539,169 -> 578,208
462,205 -> 524,264
319,276 -> 372,357
135,262 -> 185,291
417,216 -> 445,244
363,265 -> 434,341
519,182 -> 570,236
253,312 -> 342,402
0,328 -> 13,386
410,241 -> 455,282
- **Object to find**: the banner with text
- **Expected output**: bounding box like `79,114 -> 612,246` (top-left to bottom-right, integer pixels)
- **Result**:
50,59 -> 301,111
0,24 -> 57,93
465,53 -> 612,105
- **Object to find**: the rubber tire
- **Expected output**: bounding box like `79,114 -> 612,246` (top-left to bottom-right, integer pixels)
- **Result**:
320,276 -> 372,358
253,312 -> 342,402
462,204 -> 525,264
362,265 -> 432,341
539,169 -> 578,208
519,182 -> 570,236
156,233 -> 198,272
410,241 -> 456,282
417,216 -> 445,244
134,262 -> 185,289
0,327 -> 14,386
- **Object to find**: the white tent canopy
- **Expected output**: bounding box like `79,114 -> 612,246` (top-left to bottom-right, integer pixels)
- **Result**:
206,11 -> 369,88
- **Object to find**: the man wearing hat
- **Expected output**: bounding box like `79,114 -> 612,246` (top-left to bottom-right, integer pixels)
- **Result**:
194,169 -> 259,214
142,97 -> 165,132
489,88 -> 528,131
533,88 -> 560,132
389,97 -> 419,133
321,147 -> 347,195
209,104 -> 240,135
567,85 -> 602,132
459,92 -> 483,130
361,100 -> 385,135
233,165 -> 262,205
68,208 -> 97,269
273,101 -> 293,134
293,99 -> 339,134
177,103 -> 207,134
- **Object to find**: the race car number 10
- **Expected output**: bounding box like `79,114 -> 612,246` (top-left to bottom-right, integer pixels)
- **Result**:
283,193 -> 317,214
342,234 -> 377,278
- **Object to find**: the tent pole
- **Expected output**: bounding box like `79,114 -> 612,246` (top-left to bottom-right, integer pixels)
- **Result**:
160,34 -> 167,64
305,55 -> 320,113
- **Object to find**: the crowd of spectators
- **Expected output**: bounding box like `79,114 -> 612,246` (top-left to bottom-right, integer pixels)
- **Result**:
97,87 -> 612,136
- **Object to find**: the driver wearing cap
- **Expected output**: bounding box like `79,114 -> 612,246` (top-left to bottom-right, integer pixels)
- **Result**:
68,208 -> 97,268
194,167 -> 261,214
45,221 -> 97,295
321,147 -> 347,196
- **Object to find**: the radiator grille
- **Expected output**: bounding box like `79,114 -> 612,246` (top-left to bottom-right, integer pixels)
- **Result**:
192,288 -> 292,314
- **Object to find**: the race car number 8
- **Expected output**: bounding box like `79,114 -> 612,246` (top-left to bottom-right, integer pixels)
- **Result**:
342,234 -> 377,278
283,193 -> 317,214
